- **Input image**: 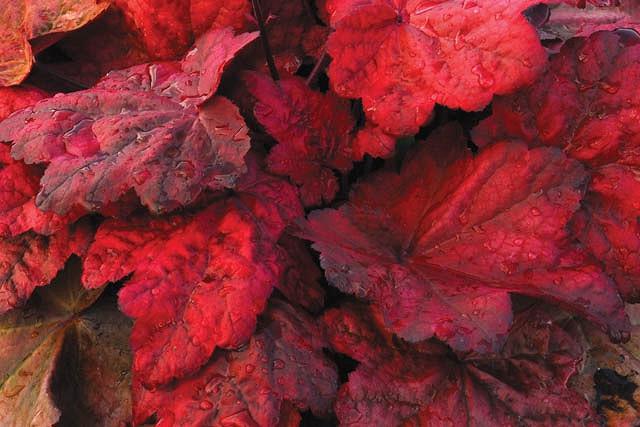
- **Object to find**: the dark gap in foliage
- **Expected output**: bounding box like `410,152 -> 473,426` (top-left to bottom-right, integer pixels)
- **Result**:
595,368 -> 638,412
300,410 -> 339,426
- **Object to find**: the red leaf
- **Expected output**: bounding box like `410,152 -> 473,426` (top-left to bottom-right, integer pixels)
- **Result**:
234,151 -> 304,240
0,222 -> 92,314
0,87 -> 47,121
353,124 -> 397,160
0,144 -> 79,237
113,0 -> 193,60
577,166 -> 640,301
0,28 -> 257,215
276,234 -> 326,313
474,31 -> 640,301
82,199 -> 283,386
326,0 -> 550,136
0,88 -> 80,236
323,303 -> 598,426
190,0 -> 251,35
246,72 -> 354,206
300,123 -> 629,352
0,0 -> 109,86
133,300 -> 338,426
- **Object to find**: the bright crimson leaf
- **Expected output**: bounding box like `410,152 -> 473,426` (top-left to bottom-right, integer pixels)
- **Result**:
474,31 -> 640,301
246,72 -> 354,206
0,87 -> 79,237
353,124 -> 397,160
112,0 -> 193,60
326,0 -> 550,136
133,299 -> 337,426
323,303 -> 598,426
233,151 -> 304,240
0,28 -> 257,215
300,123 -> 629,353
0,143 -> 79,237
0,86 -> 46,121
81,153 -> 303,388
82,199 -> 284,387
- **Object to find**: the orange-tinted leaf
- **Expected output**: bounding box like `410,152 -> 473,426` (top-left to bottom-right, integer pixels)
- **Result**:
0,0 -> 109,86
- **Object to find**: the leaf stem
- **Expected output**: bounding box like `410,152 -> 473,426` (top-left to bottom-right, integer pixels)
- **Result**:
305,49 -> 330,87
251,0 -> 280,81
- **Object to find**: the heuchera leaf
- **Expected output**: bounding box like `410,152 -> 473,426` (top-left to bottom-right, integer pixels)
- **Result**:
82,195 -> 292,386
0,221 -> 91,314
246,72 -> 354,206
0,260 -> 132,427
112,0 -> 193,60
0,87 -> 79,237
323,303 -> 598,426
353,124 -> 397,160
276,234 -> 326,313
233,151 -> 304,241
0,0 -> 109,86
190,0 -> 251,35
542,2 -> 640,45
132,299 -> 338,426
300,123 -> 629,353
0,28 -> 258,215
474,31 -> 640,301
37,7 -> 154,88
0,87 -> 46,121
115,0 -> 323,75
325,0 -> 550,136
0,143 -> 80,237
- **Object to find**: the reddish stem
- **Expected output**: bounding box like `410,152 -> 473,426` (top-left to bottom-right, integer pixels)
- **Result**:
306,49 -> 330,87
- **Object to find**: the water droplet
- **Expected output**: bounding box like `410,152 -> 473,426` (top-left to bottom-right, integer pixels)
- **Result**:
199,400 -> 214,410
3,384 -> 25,398
166,146 -> 180,158
151,287 -> 160,295
30,330 -> 39,338
133,169 -> 151,185
530,207 -> 541,216
245,364 -> 255,373
273,359 -> 285,369
414,5 -> 436,15
521,58 -> 532,68
513,238 -> 524,246
462,0 -> 478,9
577,52 -> 588,62
471,64 -> 494,88
174,161 -> 196,179
599,81 -> 619,94
453,30 -> 465,51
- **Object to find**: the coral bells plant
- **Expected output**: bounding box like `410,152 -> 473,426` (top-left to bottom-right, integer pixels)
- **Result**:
1,0 -> 640,426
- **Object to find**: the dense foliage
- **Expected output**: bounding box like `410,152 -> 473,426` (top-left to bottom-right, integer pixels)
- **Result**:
0,0 -> 639,425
